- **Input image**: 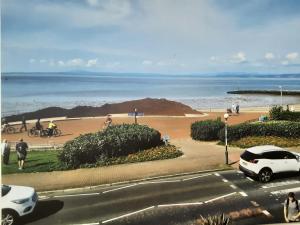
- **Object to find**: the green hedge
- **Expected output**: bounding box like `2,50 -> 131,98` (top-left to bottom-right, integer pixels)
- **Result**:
269,106 -> 300,121
218,121 -> 300,142
191,119 -> 225,141
58,124 -> 161,168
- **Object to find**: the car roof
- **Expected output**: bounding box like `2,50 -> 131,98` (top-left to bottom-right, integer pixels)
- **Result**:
246,145 -> 285,154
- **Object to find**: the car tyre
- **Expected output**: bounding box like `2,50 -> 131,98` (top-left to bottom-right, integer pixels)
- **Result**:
259,168 -> 273,183
2,210 -> 19,225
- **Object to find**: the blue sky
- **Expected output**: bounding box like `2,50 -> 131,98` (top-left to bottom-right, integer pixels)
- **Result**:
2,0 -> 300,73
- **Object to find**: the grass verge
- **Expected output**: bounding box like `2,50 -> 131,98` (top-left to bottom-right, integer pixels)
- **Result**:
2,145 -> 183,174
2,150 -> 63,175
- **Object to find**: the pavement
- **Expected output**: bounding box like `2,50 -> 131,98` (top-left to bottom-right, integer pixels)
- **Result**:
2,138 -> 242,191
18,170 -> 300,225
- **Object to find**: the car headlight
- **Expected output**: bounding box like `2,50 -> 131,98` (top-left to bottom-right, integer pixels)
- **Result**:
12,198 -> 30,204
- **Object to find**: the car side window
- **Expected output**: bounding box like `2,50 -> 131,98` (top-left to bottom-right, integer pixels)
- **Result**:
262,151 -> 285,160
282,151 -> 296,159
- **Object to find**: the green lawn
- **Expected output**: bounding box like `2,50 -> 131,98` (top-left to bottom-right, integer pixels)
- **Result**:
2,150 -> 63,174
2,145 -> 183,175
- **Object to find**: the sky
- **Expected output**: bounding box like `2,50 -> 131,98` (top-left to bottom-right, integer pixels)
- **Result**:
2,0 -> 300,74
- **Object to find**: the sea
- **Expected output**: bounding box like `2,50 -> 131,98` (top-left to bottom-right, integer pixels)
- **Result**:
1,72 -> 300,116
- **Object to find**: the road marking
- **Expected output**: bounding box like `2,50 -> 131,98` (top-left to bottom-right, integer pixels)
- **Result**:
73,223 -> 99,225
230,184 -> 237,189
246,177 -> 254,182
271,187 -> 300,195
102,184 -> 137,194
182,173 -> 212,181
261,180 -> 300,189
250,201 -> 260,207
101,206 -> 155,223
214,172 -> 221,176
53,193 -> 100,198
222,179 -> 229,183
158,202 -> 203,207
38,195 -> 50,200
140,180 -> 179,184
204,192 -> 237,203
262,210 -> 272,217
239,192 -> 248,197
102,173 -> 213,193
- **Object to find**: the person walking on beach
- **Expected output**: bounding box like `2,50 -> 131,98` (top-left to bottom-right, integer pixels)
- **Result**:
1,139 -> 11,165
103,114 -> 112,128
20,116 -> 27,132
231,103 -> 236,114
236,104 -> 240,114
35,118 -> 43,136
284,192 -> 300,222
16,138 -> 28,170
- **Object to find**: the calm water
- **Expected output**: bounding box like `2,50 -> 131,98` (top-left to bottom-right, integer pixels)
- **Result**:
2,73 -> 300,116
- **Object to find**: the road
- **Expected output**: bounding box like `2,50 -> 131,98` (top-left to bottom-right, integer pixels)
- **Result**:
20,170 -> 300,225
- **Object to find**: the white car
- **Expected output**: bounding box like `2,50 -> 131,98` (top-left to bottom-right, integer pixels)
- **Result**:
2,185 -> 38,225
239,145 -> 300,182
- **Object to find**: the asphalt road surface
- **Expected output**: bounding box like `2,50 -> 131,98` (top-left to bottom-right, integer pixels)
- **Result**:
20,170 -> 300,225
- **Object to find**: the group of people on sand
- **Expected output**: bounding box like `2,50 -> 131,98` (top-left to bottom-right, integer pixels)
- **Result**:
227,103 -> 240,114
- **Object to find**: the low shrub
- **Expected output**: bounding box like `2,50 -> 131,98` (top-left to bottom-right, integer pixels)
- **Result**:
59,124 -> 162,168
269,106 -> 300,121
191,118 -> 225,141
229,136 -> 300,148
90,145 -> 183,167
218,121 -> 300,142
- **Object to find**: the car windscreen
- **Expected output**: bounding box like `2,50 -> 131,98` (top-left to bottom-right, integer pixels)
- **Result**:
241,151 -> 262,161
1,185 -> 11,197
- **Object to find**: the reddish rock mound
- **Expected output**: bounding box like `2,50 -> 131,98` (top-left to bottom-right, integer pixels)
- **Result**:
5,98 -> 202,122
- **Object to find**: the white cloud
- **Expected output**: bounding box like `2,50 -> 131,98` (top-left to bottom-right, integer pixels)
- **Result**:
86,58 -> 98,67
286,52 -> 298,60
58,60 -> 65,66
142,60 -> 153,65
66,58 -> 84,66
281,60 -> 289,65
39,59 -> 47,63
210,56 -> 216,61
231,52 -> 247,64
29,58 -> 36,63
265,52 -> 275,60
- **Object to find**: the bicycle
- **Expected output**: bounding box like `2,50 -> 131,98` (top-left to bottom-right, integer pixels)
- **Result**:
27,127 -> 42,137
41,128 -> 62,137
1,124 -> 16,134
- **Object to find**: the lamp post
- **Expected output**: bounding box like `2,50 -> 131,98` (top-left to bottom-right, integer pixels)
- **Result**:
279,85 -> 283,107
224,113 -> 229,165
134,108 -> 138,124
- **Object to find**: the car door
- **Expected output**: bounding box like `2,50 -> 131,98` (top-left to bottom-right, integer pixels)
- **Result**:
262,151 -> 285,173
281,151 -> 298,172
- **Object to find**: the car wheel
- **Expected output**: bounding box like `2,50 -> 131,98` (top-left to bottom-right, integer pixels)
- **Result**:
2,210 -> 19,225
259,168 -> 273,183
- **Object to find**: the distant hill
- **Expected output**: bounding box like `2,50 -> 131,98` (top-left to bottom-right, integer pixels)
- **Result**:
4,98 -> 202,122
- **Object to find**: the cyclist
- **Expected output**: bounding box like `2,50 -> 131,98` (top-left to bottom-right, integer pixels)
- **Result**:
47,120 -> 57,137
